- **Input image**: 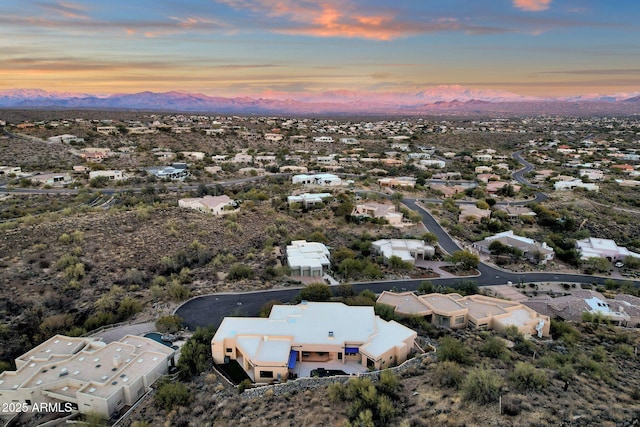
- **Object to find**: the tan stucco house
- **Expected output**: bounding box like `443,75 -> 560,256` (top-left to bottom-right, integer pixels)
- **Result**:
211,302 -> 418,383
377,291 -> 550,338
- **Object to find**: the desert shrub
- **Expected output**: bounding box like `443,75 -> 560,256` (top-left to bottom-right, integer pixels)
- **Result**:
167,282 -> 190,302
155,381 -> 192,410
156,315 -> 183,333
434,361 -> 464,389
556,364 -> 575,382
616,344 -> 634,357
299,283 -> 331,302
550,319 -> 581,342
238,379 -> 252,393
227,263 -> 254,281
177,327 -> 215,379
501,396 -> 522,416
509,362 -> 547,391
592,345 -> 607,362
437,336 -> 472,365
481,336 -> 509,359
461,367 -> 503,404
117,297 -> 141,320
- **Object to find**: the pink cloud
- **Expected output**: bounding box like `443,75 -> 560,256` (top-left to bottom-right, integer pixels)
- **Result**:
216,0 -> 506,40
513,0 -> 552,12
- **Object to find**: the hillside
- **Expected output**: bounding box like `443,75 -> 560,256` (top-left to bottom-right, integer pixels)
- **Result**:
124,321 -> 640,427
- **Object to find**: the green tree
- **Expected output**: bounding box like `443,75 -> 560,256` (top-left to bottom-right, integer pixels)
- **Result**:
299,283 -> 332,302
449,250 -> 479,271
177,327 -> 215,379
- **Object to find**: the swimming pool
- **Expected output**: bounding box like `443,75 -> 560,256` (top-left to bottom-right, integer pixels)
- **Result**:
143,332 -> 174,347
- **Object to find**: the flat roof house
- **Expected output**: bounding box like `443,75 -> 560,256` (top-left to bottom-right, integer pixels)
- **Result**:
352,202 -> 405,227
211,302 -> 418,383
292,173 -> 342,187
576,237 -> 640,262
0,335 -> 174,418
286,240 -> 330,277
377,291 -> 550,338
178,195 -> 238,216
372,239 -> 435,264
30,173 -> 73,186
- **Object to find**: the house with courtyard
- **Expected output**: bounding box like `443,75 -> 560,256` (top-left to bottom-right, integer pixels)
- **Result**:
211,302 -> 419,383
377,291 -> 550,338
286,240 -> 330,277
0,335 -> 174,418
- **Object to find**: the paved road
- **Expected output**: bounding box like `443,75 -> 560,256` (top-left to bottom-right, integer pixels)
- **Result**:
176,197 -> 640,330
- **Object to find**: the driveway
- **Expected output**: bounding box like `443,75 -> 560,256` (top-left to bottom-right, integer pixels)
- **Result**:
91,321 -> 157,343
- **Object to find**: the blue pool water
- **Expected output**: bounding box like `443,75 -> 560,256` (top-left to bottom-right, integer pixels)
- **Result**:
144,332 -> 174,347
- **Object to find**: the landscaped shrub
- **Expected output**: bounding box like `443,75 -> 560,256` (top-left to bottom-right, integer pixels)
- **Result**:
461,367 -> 503,404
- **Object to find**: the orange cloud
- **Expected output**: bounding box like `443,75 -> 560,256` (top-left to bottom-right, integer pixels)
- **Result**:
217,0 -> 485,40
513,0 -> 552,12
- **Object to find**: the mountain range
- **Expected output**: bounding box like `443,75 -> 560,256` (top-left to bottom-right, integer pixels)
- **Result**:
0,86 -> 639,116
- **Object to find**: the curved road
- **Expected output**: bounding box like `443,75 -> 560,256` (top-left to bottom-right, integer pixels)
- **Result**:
176,151 -> 638,330
177,196 -> 640,330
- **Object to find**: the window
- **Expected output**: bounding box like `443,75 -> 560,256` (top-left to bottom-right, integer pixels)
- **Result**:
259,371 -> 274,379
226,348 -> 232,353
338,353 -> 342,360
455,316 -> 465,325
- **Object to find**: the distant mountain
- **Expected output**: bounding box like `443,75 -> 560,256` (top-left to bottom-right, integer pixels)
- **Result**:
0,87 -> 639,116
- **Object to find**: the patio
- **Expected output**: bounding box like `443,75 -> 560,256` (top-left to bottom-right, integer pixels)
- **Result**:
291,359 -> 367,379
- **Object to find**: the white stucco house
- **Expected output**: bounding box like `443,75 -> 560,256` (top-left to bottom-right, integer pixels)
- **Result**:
576,238 -> 640,262
89,170 -> 124,181
286,240 -> 331,277
371,239 -> 435,265
292,174 -> 342,187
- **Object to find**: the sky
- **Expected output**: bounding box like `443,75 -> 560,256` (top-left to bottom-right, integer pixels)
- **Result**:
2,0 -> 640,98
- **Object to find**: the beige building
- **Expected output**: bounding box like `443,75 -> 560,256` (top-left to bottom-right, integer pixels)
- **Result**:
377,291 -> 550,338
178,195 -> 238,215
0,335 -> 174,418
211,302 -> 418,383
352,202 -> 405,226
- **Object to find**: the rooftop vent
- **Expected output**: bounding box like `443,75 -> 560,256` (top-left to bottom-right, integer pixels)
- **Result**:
328,331 -> 334,338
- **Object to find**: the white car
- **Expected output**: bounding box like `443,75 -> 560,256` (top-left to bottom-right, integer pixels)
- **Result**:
614,261 -> 624,268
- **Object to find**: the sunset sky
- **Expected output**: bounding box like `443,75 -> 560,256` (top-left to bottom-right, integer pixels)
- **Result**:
2,0 -> 639,97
